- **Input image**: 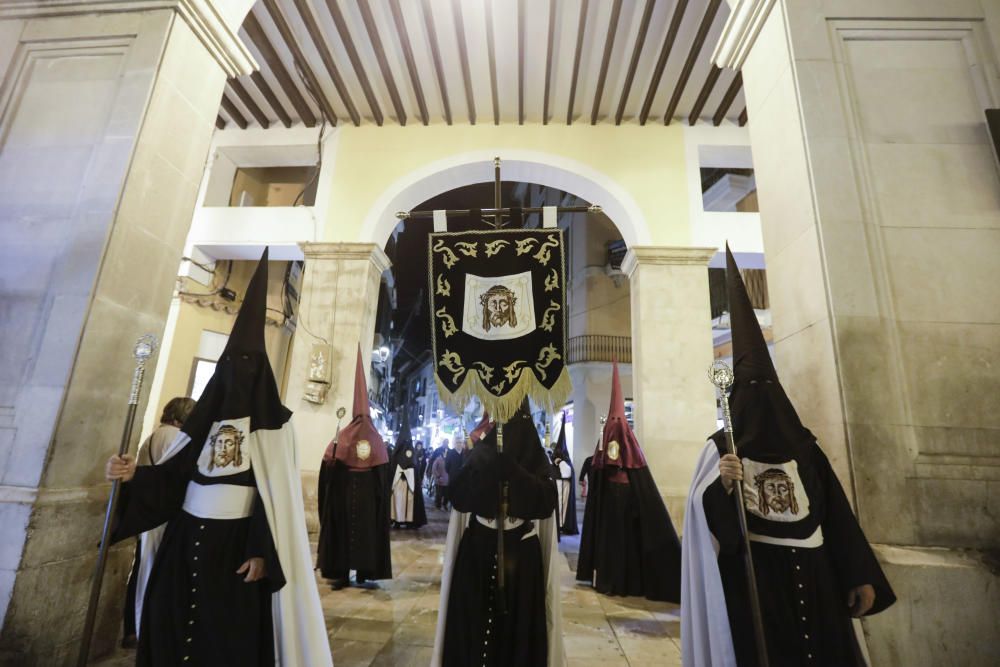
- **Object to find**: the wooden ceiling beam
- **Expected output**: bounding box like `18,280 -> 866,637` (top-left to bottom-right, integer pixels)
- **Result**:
713,72 -> 743,126
215,115 -> 226,130
614,0 -> 656,125
220,94 -> 248,129
324,0 -> 384,125
542,0 -> 556,125
591,0 -> 624,125
566,0 -> 590,125
517,0 -> 525,125
389,0 -> 429,126
229,78 -> 270,128
687,64 -> 721,125
249,71 -> 291,127
243,13 -> 317,127
639,0 -> 688,125
451,0 -> 476,124
278,0 -> 353,125
485,0 -> 500,125
358,0 -> 406,125
663,0 -> 723,125
738,106 -> 748,127
420,0 -> 453,125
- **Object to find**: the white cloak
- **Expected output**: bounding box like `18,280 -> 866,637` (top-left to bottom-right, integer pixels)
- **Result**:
681,440 -> 738,667
431,509 -> 566,667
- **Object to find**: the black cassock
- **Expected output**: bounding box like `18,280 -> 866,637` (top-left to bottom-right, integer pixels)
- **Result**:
316,460 -> 392,581
442,421 -> 558,667
389,424 -> 427,528
703,436 -> 896,667
113,446 -> 283,667
577,464 -> 680,602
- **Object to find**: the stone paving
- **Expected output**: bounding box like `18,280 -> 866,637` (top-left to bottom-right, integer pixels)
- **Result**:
94,499 -> 682,666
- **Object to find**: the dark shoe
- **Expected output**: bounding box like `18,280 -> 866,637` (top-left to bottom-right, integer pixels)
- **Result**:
330,578 -> 348,590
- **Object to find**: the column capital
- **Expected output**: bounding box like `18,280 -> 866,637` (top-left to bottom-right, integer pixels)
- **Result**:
0,0 -> 258,77
299,242 -> 392,273
711,0 -> 778,70
622,245 -> 717,277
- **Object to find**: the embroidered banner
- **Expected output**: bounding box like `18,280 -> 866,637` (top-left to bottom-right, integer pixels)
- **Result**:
428,229 -> 571,422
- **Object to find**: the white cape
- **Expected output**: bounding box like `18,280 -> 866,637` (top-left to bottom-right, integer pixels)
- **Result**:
681,440 -> 738,667
431,509 -> 565,667
135,420 -> 333,666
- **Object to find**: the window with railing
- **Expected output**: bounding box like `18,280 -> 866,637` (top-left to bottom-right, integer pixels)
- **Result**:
567,335 -> 632,364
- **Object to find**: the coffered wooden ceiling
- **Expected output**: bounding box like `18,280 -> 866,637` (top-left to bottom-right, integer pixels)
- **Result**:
217,0 -> 746,129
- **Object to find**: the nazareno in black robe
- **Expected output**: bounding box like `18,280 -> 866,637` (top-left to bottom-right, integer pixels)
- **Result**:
550,414 -> 578,536
111,250 -> 293,667
388,412 -> 427,528
576,361 -> 681,603
703,434 -> 896,667
316,346 -> 393,583
442,407 -> 558,667
316,460 -> 392,580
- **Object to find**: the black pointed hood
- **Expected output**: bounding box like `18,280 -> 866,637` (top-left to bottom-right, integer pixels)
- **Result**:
725,244 -> 813,461
479,398 -> 549,472
180,248 -> 291,445
391,408 -> 416,470
551,411 -> 570,463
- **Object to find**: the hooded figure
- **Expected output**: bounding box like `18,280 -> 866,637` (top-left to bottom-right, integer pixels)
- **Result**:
576,361 -> 682,602
109,249 -> 332,667
550,412 -> 578,536
389,409 -> 427,528
432,402 -> 564,667
681,246 -> 895,667
316,347 -> 393,588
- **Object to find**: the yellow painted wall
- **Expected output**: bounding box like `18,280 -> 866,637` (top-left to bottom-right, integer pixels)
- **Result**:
321,123 -> 691,245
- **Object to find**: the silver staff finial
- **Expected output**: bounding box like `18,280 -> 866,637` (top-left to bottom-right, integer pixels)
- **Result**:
133,334 -> 158,363
708,360 -> 734,391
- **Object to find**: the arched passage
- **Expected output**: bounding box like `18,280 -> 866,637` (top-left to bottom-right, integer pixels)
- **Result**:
358,150 -> 652,248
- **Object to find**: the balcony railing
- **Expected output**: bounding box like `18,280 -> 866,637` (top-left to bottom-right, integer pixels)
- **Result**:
567,335 -> 632,364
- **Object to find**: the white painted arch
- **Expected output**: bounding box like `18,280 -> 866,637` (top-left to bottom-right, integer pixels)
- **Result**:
358,150 -> 652,248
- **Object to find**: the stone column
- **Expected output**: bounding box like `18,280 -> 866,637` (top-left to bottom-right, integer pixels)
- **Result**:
623,246 -> 718,526
0,2 -> 254,663
284,242 -> 391,531
715,1 -> 1000,664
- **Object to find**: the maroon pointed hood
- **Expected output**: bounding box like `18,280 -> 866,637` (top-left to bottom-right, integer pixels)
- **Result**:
593,359 -> 646,470
324,346 -> 388,468
468,410 -> 494,444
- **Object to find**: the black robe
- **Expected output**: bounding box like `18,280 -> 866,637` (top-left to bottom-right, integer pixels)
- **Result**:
576,464 -> 681,602
316,459 -> 392,581
553,457 -> 578,535
703,436 -> 895,667
389,439 -> 428,528
443,424 -> 558,667
113,448 -> 283,667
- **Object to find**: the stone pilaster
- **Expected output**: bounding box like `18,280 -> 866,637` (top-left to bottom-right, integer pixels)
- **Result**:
0,2 -> 254,663
623,246 -> 718,526
284,243 -> 391,532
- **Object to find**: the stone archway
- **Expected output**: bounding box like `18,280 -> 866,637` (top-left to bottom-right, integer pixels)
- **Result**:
358,150 -> 652,248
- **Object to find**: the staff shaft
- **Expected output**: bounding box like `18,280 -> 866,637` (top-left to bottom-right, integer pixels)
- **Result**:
719,390 -> 770,667
77,361 -> 146,667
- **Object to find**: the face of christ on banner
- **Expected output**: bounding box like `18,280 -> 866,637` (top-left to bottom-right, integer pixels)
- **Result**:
481,284 -> 517,331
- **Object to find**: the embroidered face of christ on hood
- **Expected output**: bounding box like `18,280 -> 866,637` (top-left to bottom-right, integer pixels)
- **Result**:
210,424 -> 244,470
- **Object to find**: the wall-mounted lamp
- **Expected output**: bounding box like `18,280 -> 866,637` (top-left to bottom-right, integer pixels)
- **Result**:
304,343 -> 332,404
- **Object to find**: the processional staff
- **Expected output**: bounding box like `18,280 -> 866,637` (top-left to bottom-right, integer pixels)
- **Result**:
78,334 -> 158,667
708,360 -> 770,667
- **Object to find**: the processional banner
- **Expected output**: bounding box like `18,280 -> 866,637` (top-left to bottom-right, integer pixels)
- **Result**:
427,228 -> 571,422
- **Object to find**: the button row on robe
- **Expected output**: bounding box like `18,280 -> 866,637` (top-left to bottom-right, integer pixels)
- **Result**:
183,524 -> 206,662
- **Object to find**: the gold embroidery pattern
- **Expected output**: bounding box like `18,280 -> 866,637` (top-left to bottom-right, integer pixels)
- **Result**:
491,379 -> 507,394
544,268 -> 559,292
436,274 -> 451,297
539,301 -> 561,332
436,307 -> 458,338
534,344 -> 561,380
433,238 -> 460,269
533,235 -> 560,266
472,361 -> 495,384
484,239 -> 509,257
503,360 -> 526,383
515,237 -> 538,255
455,241 -> 477,257
439,351 -> 466,384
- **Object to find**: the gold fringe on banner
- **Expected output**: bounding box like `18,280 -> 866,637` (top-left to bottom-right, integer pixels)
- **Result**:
435,367 -> 573,424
